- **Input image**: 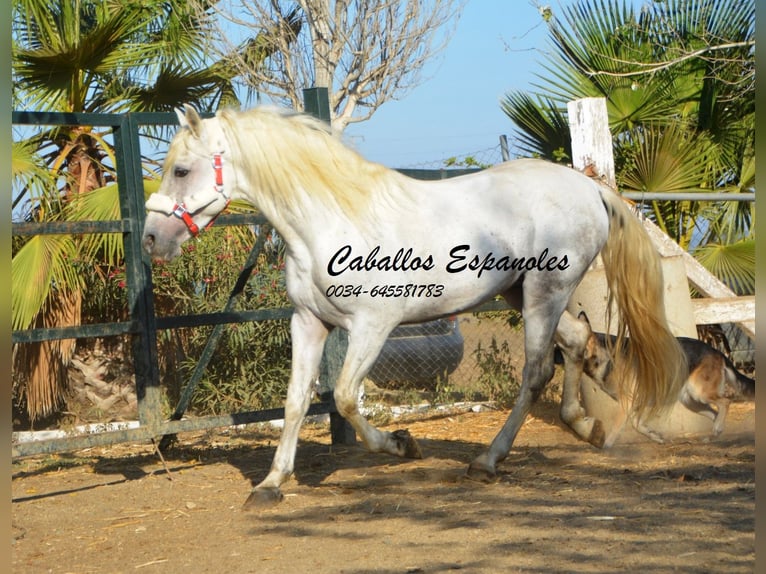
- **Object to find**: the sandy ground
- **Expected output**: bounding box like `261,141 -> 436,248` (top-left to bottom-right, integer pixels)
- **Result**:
12,400 -> 754,574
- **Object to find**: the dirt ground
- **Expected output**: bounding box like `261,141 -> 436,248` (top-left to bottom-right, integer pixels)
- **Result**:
12,400 -> 754,574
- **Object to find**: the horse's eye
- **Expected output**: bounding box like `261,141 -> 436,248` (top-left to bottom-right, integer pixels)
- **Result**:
174,167 -> 189,178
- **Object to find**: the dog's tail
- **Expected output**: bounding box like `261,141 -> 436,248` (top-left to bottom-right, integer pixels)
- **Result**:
724,359 -> 755,400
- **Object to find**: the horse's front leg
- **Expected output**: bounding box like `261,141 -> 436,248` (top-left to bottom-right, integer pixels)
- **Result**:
244,309 -> 329,509
332,325 -> 422,460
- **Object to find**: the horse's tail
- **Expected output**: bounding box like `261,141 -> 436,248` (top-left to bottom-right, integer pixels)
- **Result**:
597,187 -> 687,418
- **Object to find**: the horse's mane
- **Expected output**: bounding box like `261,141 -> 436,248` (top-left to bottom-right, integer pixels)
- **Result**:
214,107 -> 411,223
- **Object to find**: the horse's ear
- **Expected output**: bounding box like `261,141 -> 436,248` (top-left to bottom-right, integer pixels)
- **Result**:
176,105 -> 203,138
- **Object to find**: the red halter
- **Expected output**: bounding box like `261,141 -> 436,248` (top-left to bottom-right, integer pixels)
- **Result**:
171,152 -> 230,237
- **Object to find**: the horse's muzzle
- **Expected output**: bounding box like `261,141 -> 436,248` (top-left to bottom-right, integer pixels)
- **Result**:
141,214 -> 185,261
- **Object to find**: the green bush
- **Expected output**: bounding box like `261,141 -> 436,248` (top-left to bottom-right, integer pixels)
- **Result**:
472,336 -> 520,409
149,225 -> 293,415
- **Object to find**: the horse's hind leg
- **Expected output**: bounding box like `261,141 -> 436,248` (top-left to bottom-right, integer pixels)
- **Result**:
466,288 -> 566,482
244,309 -> 329,509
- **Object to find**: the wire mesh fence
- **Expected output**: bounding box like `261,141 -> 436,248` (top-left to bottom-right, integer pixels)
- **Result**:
398,144 -> 507,170
361,311 -> 528,409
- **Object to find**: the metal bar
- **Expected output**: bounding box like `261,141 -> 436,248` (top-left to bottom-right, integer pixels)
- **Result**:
303,87 -> 331,123
12,303 -> 508,345
304,87 -> 357,446
155,307 -> 293,330
11,310 -> 294,344
11,307 -> 293,344
499,135 -> 510,162
214,213 -> 269,226
12,110 -> 126,126
129,111 -> 214,125
13,401 -> 336,458
396,168 -> 481,180
622,192 -> 755,202
115,114 -> 164,428
467,299 -> 513,313
12,220 -> 129,236
12,321 -> 140,344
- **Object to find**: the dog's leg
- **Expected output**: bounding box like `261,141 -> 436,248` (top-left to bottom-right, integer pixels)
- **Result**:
710,398 -> 730,436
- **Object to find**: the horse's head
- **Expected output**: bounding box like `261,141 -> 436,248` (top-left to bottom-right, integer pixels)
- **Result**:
142,105 -> 233,261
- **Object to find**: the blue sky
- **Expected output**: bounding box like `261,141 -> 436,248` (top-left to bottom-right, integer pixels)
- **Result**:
344,1 -> 551,168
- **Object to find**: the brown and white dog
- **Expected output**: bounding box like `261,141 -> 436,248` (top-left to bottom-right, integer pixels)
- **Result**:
578,312 -> 754,442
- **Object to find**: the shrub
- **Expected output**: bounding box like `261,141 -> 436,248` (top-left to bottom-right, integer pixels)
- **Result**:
150,225 -> 292,414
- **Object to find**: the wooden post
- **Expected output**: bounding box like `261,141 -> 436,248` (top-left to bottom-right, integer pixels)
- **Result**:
566,97 -> 616,188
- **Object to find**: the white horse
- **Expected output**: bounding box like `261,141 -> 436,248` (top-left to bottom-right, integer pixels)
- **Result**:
142,105 -> 686,509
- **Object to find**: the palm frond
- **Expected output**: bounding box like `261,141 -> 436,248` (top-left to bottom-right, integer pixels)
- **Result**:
12,234 -> 84,331
693,238 -> 755,295
121,64 -> 236,112
619,123 -> 714,194
63,183 -> 123,263
12,139 -> 54,214
500,92 -> 571,161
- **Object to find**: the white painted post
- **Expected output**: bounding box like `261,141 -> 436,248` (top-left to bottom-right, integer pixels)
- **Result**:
566,97 -> 616,189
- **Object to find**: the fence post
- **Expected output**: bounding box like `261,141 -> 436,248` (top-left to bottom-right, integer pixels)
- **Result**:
566,97 -> 615,187
499,135 -> 510,162
303,87 -> 357,446
303,87 -> 331,123
114,114 -> 163,428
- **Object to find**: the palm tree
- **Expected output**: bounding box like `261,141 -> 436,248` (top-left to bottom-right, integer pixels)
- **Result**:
12,0 -> 298,422
502,0 -> 754,293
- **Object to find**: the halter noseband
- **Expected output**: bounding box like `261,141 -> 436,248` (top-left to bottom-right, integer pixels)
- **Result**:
146,152 -> 231,237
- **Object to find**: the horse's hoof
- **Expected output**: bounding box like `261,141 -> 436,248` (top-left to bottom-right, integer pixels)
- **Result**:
391,429 -> 422,459
588,419 -> 606,448
465,458 -> 497,483
242,486 -> 283,510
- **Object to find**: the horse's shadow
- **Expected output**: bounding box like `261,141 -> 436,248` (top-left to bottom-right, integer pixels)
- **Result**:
12,411 -> 521,504
84,420 -> 496,490
210,430 -> 492,490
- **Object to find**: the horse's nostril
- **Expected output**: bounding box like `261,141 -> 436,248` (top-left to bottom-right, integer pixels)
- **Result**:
142,234 -> 155,254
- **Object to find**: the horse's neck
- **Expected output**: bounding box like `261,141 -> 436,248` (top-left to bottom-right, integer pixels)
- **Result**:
243,175 -> 415,242
237,184 -> 335,254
